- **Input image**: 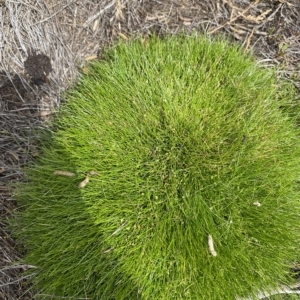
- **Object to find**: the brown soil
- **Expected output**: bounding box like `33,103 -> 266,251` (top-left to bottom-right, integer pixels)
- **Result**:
1,0 -> 300,299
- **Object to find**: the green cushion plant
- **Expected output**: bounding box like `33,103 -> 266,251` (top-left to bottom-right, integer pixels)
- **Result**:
12,34 -> 300,299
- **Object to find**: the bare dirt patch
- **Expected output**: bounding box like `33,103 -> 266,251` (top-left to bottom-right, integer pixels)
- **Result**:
1,0 -> 300,298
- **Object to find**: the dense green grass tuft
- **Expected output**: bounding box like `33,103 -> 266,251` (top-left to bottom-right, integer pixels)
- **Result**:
12,35 -> 300,299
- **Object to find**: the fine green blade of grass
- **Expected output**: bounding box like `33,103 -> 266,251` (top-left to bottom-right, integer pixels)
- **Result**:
11,34 -> 300,299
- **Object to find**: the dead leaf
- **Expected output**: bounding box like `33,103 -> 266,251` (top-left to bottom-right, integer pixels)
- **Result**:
183,21 -> 192,26
85,55 -> 98,61
89,171 -> 98,176
208,234 -> 217,257
54,170 -> 76,177
78,177 -> 89,188
179,15 -> 193,22
118,32 -> 129,40
92,19 -> 99,32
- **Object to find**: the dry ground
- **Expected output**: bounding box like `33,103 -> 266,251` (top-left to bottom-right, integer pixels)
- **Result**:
0,0 -> 300,299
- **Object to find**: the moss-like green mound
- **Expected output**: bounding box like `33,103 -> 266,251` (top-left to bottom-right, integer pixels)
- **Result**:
13,35 -> 300,299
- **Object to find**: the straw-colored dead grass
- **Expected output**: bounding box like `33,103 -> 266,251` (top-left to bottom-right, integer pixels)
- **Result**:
1,0 -> 300,299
